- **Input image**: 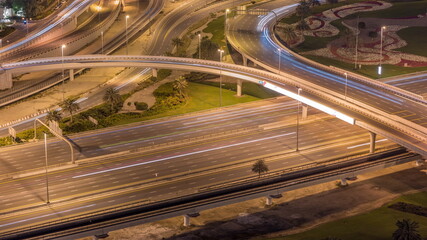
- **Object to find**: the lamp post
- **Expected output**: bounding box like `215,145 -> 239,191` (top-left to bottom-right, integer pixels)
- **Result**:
378,26 -> 386,76
224,9 -> 229,45
198,34 -> 201,59
101,31 -> 104,54
125,15 -> 129,55
296,88 -> 302,152
354,15 -> 359,69
344,72 -> 348,100
218,49 -> 224,107
61,44 -> 66,101
44,133 -> 50,204
97,6 -> 102,24
277,48 -> 281,74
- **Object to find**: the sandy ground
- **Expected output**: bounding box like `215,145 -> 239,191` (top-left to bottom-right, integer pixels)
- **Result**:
79,162 -> 427,240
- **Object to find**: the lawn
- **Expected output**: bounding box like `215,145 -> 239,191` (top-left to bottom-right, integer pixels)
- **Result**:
107,82 -> 265,125
396,27 -> 427,58
203,14 -> 226,49
347,0 -> 427,19
267,192 -> 427,240
305,55 -> 427,79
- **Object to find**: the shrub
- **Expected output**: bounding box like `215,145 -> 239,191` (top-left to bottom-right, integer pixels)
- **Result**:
63,119 -> 96,133
127,102 -> 131,106
368,31 -> 378,38
358,21 -> 366,29
134,102 -> 148,110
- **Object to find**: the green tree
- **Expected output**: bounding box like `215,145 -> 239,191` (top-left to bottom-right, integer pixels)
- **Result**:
103,87 -> 122,112
60,98 -> 80,123
171,37 -> 184,49
308,0 -> 320,7
252,159 -> 269,178
281,25 -> 298,44
296,20 -> 310,32
296,0 -> 310,21
173,76 -> 188,99
46,110 -> 62,123
200,37 -> 220,60
392,219 -> 422,240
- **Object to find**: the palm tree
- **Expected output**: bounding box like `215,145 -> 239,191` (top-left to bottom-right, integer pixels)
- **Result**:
46,110 -> 62,123
296,0 -> 310,21
173,76 -> 188,99
103,87 -> 122,112
252,159 -> 269,178
308,0 -> 321,7
171,37 -> 184,49
392,219 -> 422,240
281,25 -> 298,44
60,99 -> 80,123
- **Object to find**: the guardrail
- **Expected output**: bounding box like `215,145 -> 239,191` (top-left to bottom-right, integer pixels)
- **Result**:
2,55 -> 427,156
0,148 -> 419,240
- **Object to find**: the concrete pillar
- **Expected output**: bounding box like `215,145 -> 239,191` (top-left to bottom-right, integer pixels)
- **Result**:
69,69 -> 74,81
340,178 -> 348,186
243,56 -> 248,66
302,105 -> 308,120
183,215 -> 190,226
0,71 -> 12,90
369,131 -> 376,153
236,79 -> 242,97
152,68 -> 158,78
266,196 -> 272,205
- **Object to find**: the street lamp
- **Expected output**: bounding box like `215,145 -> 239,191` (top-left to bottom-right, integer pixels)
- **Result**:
125,15 -> 129,55
61,44 -> 66,101
378,26 -> 386,76
296,88 -> 302,152
344,72 -> 348,100
101,31 -> 104,54
198,34 -> 201,59
277,48 -> 281,74
224,9 -> 230,45
218,49 -> 224,107
44,133 -> 50,204
354,15 -> 359,69
97,6 -> 102,24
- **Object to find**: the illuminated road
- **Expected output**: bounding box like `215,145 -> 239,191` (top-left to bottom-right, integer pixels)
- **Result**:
227,0 -> 427,128
0,97 -> 395,233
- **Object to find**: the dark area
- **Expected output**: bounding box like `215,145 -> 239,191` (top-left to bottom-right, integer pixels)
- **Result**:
389,202 -> 427,218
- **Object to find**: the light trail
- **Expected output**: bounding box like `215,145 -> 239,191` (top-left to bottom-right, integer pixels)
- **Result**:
347,139 -> 387,149
72,132 -> 296,178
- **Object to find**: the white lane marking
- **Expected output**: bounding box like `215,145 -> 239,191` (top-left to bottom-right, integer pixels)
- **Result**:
347,139 -> 388,149
72,132 -> 296,179
0,204 -> 96,228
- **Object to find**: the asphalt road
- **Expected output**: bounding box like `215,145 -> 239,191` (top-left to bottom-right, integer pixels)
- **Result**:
226,0 -> 427,128
0,97 -> 395,233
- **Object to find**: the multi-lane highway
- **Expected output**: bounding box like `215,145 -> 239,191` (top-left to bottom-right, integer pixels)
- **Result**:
0,97 -> 395,234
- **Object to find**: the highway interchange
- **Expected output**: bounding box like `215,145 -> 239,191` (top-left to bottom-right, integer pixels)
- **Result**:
0,0 -> 425,237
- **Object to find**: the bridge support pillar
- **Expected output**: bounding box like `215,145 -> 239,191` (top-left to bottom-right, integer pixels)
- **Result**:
266,193 -> 283,206
302,105 -> 308,120
243,56 -> 248,66
0,71 -> 12,90
236,79 -> 242,97
369,132 -> 376,153
152,68 -> 158,78
69,69 -> 75,81
183,212 -> 200,227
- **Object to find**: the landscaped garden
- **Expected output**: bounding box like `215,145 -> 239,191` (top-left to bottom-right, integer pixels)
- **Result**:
268,192 -> 427,240
276,0 -> 427,78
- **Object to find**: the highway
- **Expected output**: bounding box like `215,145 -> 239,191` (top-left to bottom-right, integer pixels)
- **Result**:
0,97 -> 395,234
226,0 -> 427,128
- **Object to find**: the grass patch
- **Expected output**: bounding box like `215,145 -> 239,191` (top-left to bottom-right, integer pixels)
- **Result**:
396,27 -> 427,58
106,82 -> 262,125
268,192 -> 427,240
305,55 -> 427,79
347,0 -> 427,19
203,15 -> 225,49
200,81 -> 280,99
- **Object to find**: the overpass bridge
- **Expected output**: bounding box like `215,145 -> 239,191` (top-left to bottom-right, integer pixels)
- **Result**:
0,55 -> 426,157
